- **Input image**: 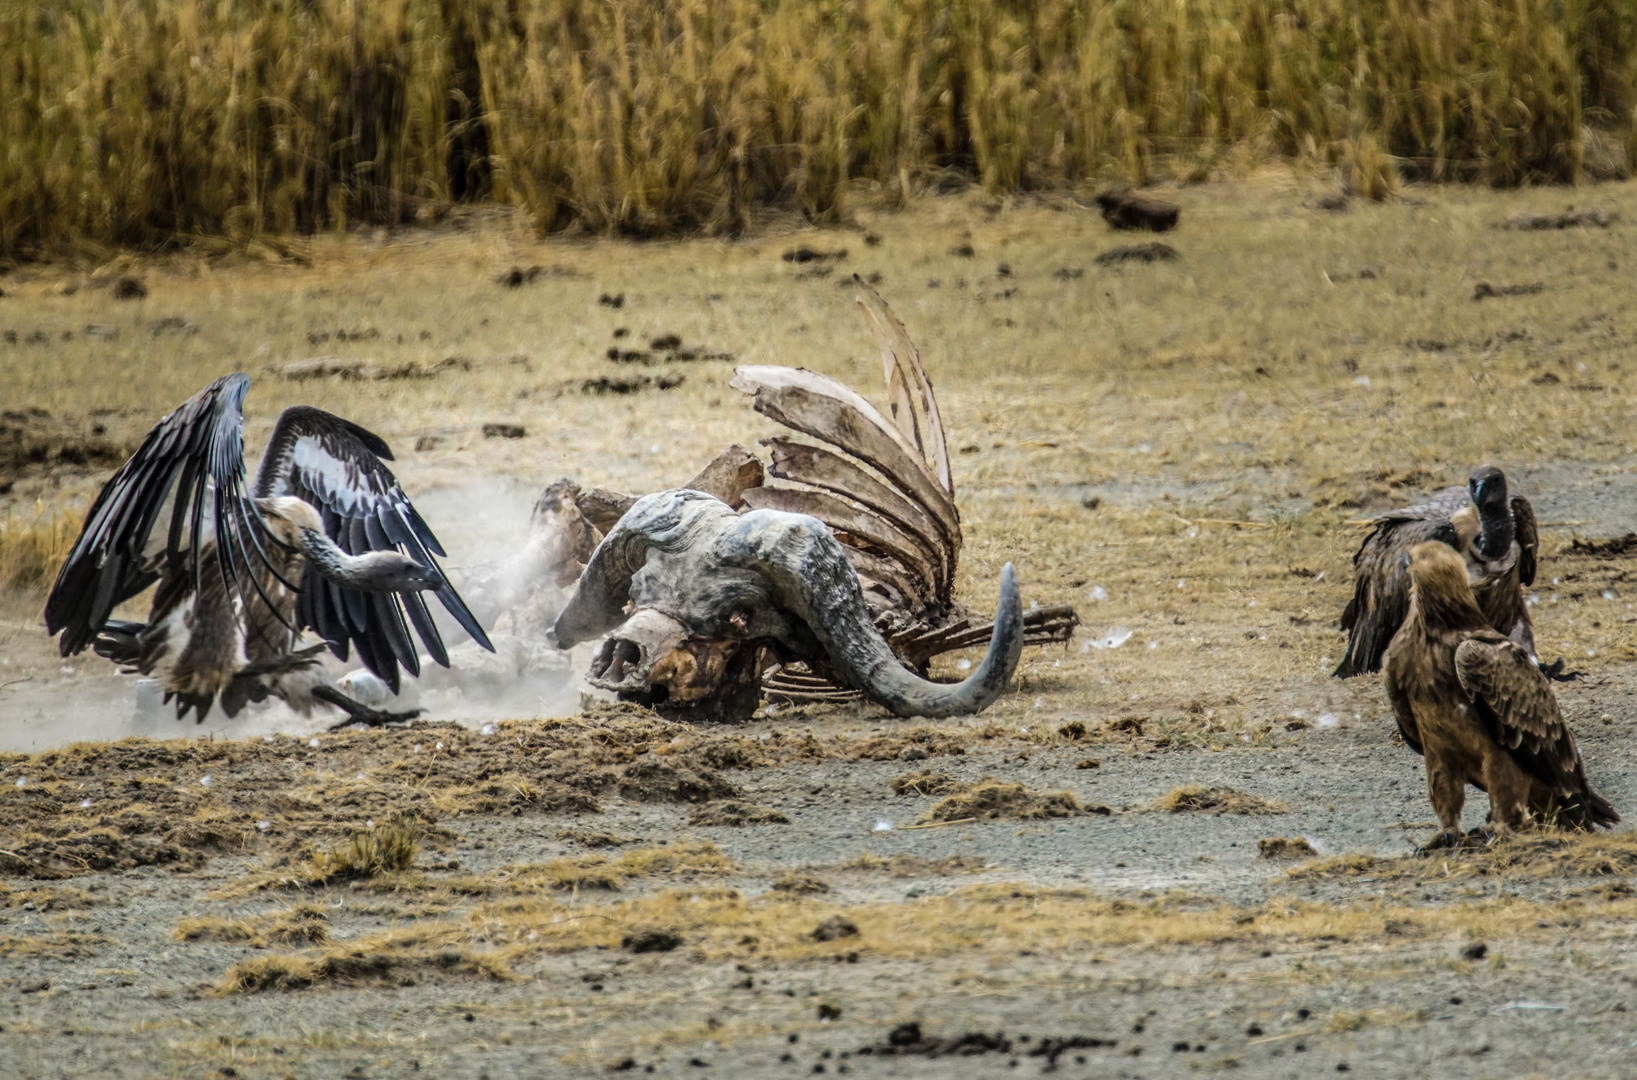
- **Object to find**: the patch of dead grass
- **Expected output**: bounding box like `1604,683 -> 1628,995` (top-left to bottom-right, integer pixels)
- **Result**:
917,779 -> 1082,823
889,769 -> 960,796
1150,786 -> 1287,815
1288,830 -> 1637,882
1257,837 -> 1318,860
838,853 -> 987,877
509,842 -> 736,893
0,931 -> 106,959
175,904 -> 330,947
688,801 -> 790,826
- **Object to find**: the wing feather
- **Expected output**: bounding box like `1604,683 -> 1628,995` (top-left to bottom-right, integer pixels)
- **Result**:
44,374 -> 290,656
1511,495 -> 1538,587
255,405 -> 492,685
1334,514 -> 1457,676
1455,635 -> 1618,827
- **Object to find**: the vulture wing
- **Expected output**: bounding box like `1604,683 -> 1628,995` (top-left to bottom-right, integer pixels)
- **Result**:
44,374 -> 287,657
255,406 -> 492,692
1334,486 -> 1469,677
1454,635 -> 1618,829
1510,494 -> 1538,588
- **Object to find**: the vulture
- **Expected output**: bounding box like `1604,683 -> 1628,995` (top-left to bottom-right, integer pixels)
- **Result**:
1383,541 -> 1617,851
44,373 -> 491,726
1334,465 -> 1572,679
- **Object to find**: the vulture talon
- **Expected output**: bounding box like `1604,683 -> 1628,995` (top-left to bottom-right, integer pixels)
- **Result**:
1415,828 -> 1461,856
1538,657 -> 1584,682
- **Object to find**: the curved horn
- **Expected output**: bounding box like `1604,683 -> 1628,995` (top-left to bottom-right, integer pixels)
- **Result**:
723,510 -> 1022,717
552,490 -> 734,649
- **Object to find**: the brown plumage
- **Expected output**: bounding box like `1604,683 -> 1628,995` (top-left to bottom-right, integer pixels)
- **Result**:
1335,465 -> 1545,677
1383,542 -> 1617,851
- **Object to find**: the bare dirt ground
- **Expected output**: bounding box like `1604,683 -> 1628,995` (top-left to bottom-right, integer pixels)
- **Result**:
4,175 -> 1637,1078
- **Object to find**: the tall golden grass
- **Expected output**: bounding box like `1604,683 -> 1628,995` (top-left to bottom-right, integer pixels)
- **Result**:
0,502 -> 79,593
3,0 -> 1633,253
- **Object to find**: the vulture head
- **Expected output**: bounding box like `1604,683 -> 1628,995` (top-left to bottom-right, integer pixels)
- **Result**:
1466,464 -> 1514,560
551,490 -> 1023,723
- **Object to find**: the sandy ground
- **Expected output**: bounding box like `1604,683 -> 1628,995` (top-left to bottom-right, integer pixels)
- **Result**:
5,176 -> 1637,1078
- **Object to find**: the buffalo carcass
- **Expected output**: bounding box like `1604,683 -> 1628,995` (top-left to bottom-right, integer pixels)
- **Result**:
515,278 -> 1078,721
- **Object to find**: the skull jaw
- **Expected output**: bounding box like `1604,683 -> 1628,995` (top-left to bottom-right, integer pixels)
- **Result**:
587,608 -> 765,723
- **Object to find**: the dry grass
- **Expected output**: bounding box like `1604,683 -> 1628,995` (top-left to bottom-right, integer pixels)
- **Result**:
208,879 -> 1637,995
175,904 -> 330,948
508,842 -> 735,893
917,779 -> 1083,823
0,931 -> 106,959
1150,786 -> 1288,815
838,853 -> 988,877
1258,836 -> 1319,860
0,502 -> 80,592
1289,829 -> 1637,882
3,0 -> 1627,253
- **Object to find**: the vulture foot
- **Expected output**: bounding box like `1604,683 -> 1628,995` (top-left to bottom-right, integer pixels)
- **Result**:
1414,828 -> 1463,855
314,685 -> 422,730
1537,657 -> 1584,682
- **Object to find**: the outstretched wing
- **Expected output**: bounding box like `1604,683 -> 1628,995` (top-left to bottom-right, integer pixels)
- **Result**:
1455,635 -> 1618,828
254,406 -> 492,691
1334,504 -> 1461,677
44,374 -> 288,656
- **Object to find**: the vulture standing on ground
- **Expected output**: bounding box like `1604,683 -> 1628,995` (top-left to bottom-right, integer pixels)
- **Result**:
1383,542 -> 1617,851
44,373 -> 491,726
1334,465 -> 1572,678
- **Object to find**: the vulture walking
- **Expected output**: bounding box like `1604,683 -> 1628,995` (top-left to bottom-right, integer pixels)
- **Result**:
44,374 -> 491,726
1383,542 -> 1617,851
1334,465 -> 1572,679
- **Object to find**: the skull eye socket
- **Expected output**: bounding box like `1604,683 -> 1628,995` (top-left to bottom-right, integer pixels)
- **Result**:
594,638 -> 644,682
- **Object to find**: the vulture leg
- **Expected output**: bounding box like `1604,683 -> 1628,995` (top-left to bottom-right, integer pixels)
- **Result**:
314,684 -> 422,730
1537,657 -> 1584,682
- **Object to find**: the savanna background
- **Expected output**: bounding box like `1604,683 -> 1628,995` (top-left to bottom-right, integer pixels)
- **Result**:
5,2 -> 1637,1077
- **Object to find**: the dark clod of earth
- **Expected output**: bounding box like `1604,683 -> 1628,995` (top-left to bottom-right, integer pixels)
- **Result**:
598,292 -> 625,308
1461,941 -> 1488,961
622,929 -> 684,954
783,247 -> 847,264
1472,281 -> 1545,301
811,916 -> 859,942
582,374 -> 684,395
481,423 -> 525,439
1096,242 -> 1179,264
111,274 -> 147,299
949,243 -> 976,258
1093,190 -> 1181,232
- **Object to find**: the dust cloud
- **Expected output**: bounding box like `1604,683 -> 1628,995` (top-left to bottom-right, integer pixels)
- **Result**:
0,474 -> 607,754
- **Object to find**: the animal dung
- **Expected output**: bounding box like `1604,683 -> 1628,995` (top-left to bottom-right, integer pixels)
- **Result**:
650,333 -> 682,351
481,423 -> 525,439
782,246 -> 847,264
580,373 -> 684,395
1472,281 -> 1545,301
1093,190 -> 1180,232
1053,266 -> 1085,280
863,231 -> 883,247
598,292 -> 626,308
1095,242 -> 1179,264
274,356 -> 470,382
1504,208 -> 1611,229
948,242 -> 976,258
110,274 -> 147,299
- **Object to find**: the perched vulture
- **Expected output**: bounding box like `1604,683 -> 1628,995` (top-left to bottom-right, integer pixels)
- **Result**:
1383,542 -> 1617,850
44,373 -> 491,725
1334,465 -> 1568,678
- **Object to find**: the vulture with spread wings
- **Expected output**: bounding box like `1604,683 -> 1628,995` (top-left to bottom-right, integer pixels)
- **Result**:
1334,465 -> 1572,679
1383,542 -> 1616,851
44,374 -> 491,726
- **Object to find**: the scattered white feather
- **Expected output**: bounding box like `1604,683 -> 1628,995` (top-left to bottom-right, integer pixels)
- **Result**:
1353,375 -> 1371,388
1087,585 -> 1108,601
199,774 -> 213,787
257,820 -> 271,832
1086,627 -> 1133,650
481,722 -> 499,736
1316,713 -> 1339,729
873,819 -> 894,832
956,659 -> 972,670
79,798 -> 93,809
308,738 -> 321,749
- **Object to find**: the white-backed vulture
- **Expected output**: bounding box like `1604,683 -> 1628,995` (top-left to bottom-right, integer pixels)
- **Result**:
44,373 -> 492,726
1334,465 -> 1574,678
